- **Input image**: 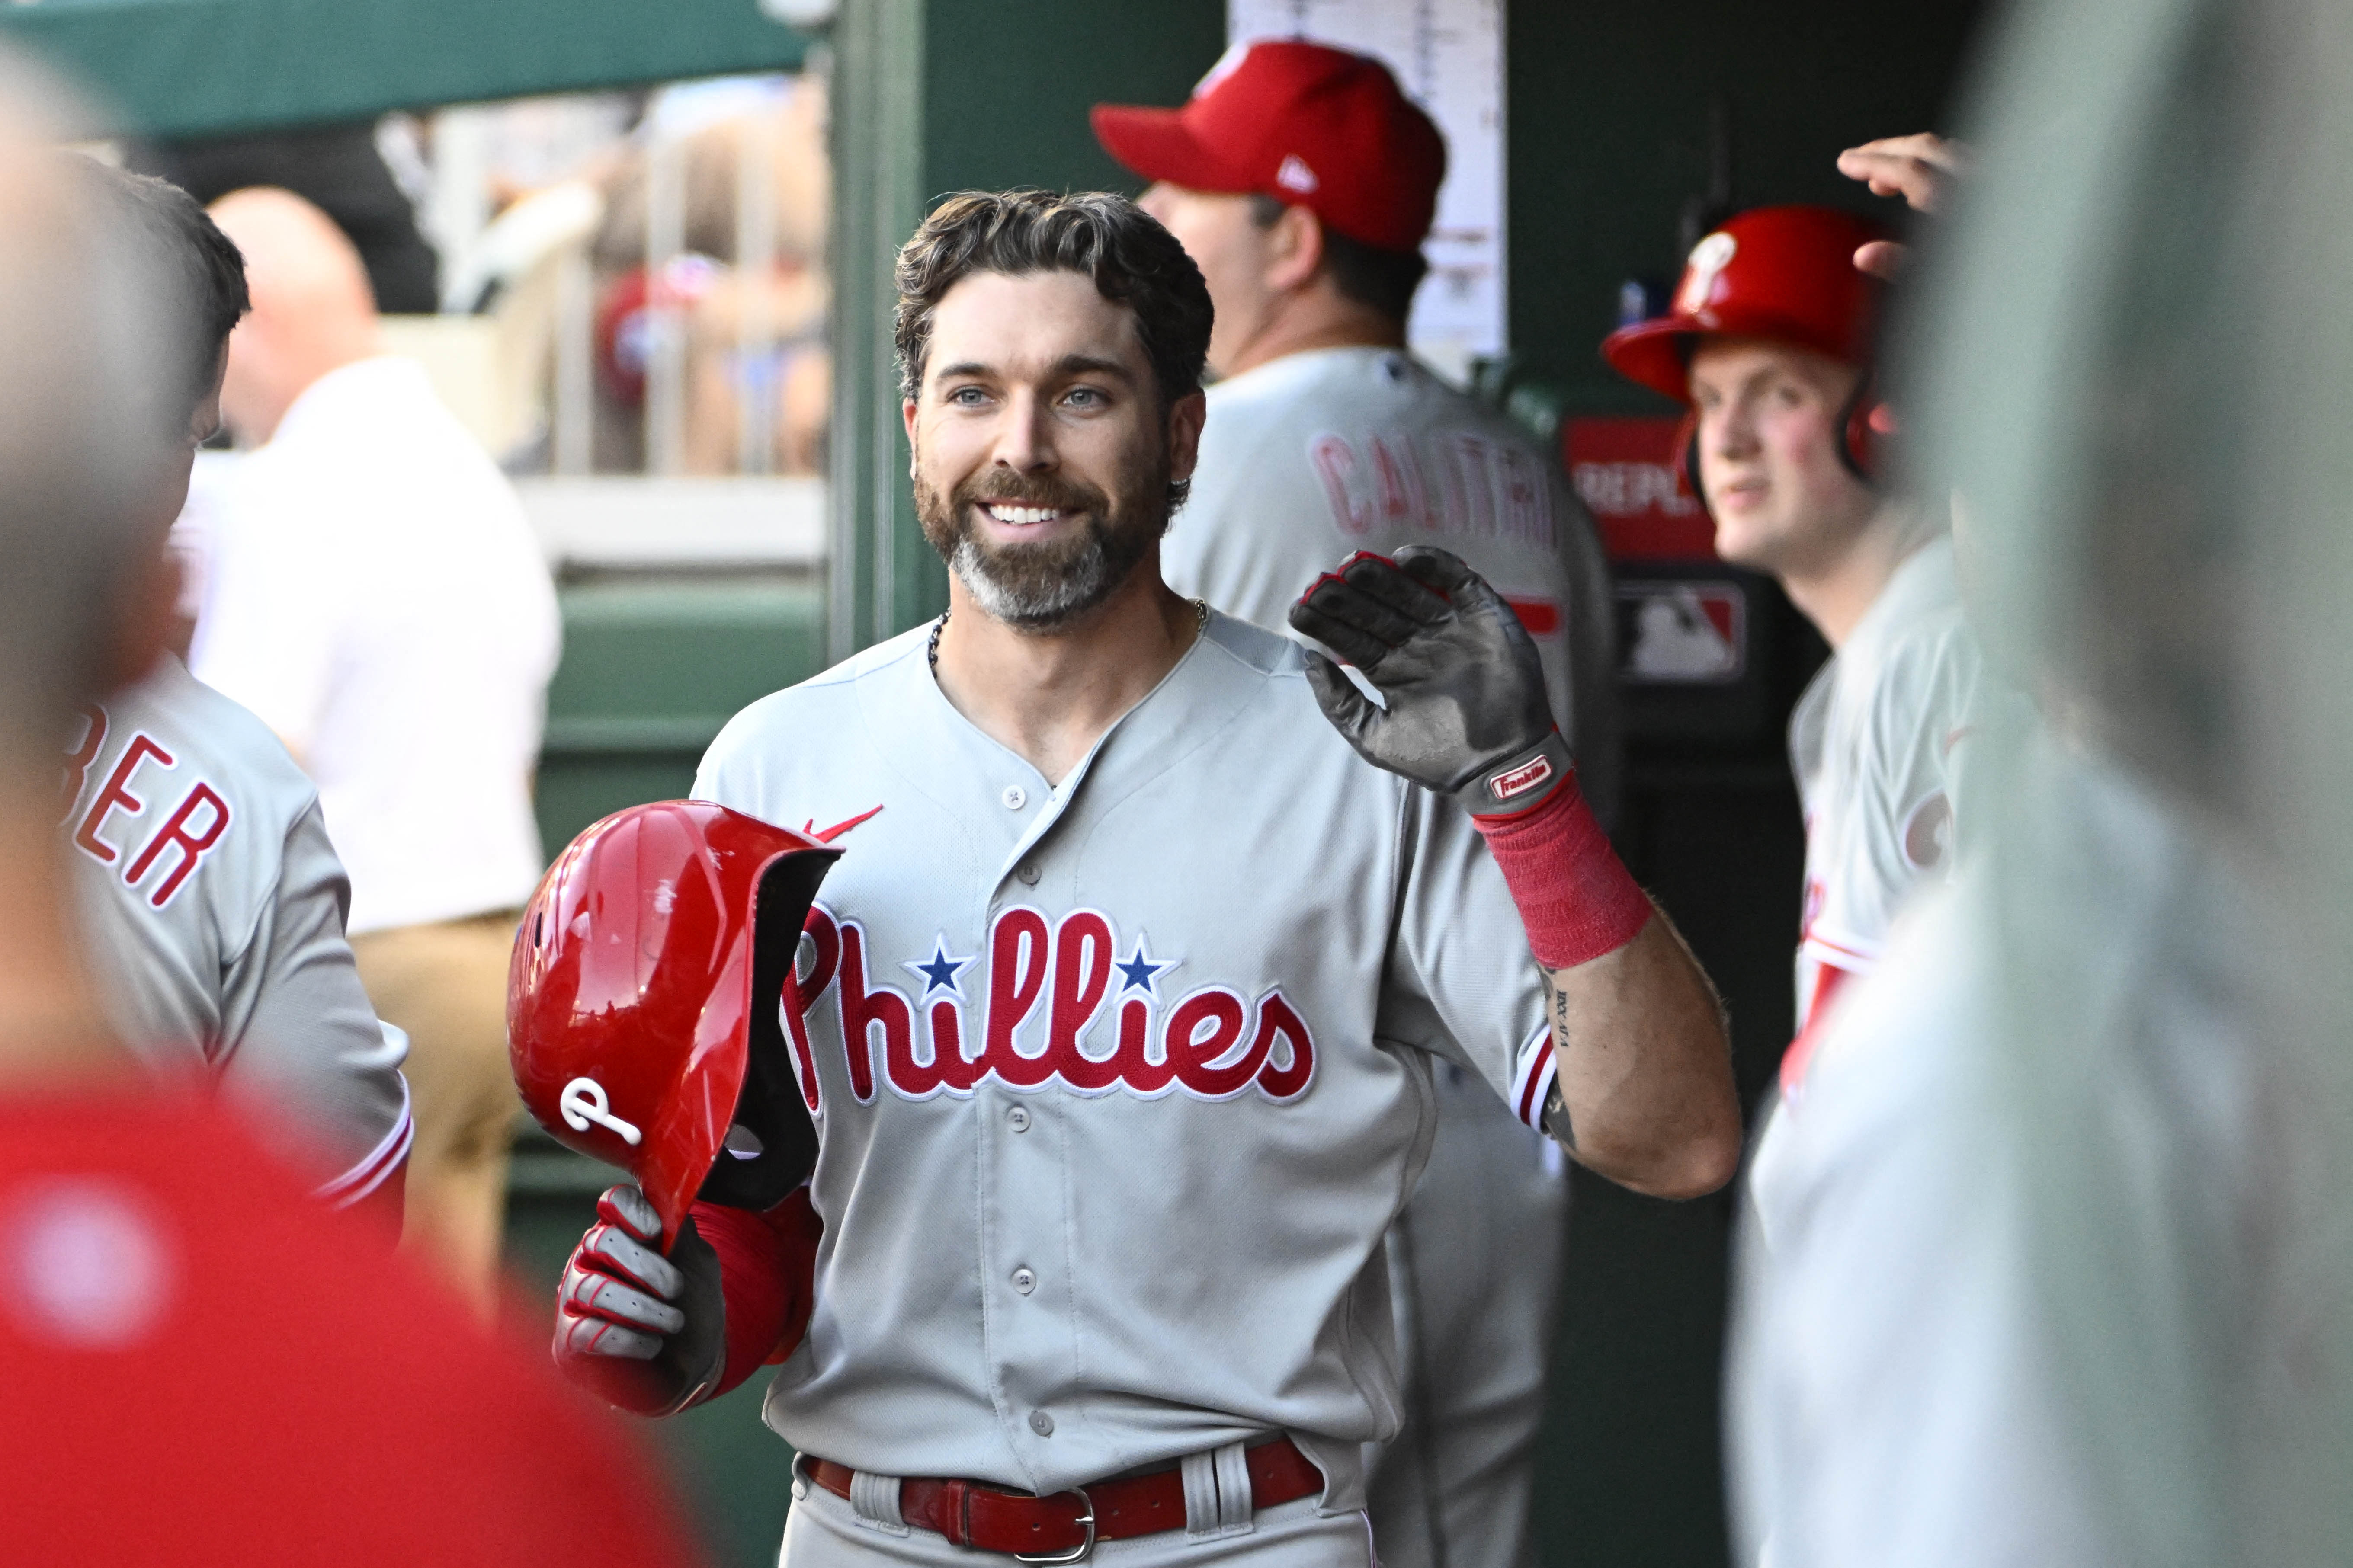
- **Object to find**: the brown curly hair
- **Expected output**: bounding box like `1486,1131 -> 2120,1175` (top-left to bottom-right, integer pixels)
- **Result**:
893,188 -> 1212,412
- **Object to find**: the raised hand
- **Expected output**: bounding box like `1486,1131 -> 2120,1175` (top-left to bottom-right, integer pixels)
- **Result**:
1288,546 -> 1571,817
1836,132 -> 1970,278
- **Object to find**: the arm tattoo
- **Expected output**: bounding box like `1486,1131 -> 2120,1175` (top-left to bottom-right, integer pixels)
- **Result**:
1545,982 -> 1576,1150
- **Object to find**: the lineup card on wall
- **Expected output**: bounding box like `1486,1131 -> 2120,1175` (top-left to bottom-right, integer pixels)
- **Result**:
1228,0 -> 1507,380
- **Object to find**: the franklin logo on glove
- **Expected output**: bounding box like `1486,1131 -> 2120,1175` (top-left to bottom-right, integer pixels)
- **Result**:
1488,753 -> 1556,803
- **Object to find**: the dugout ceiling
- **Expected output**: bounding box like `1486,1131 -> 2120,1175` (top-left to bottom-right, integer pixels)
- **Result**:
0,0 -> 811,139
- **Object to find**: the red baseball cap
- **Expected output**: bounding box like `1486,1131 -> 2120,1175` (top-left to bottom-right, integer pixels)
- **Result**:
1093,39 -> 1446,254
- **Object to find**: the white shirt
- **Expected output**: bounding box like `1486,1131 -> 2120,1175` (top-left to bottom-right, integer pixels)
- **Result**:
1165,347 -> 1621,822
66,656 -> 412,1203
1787,534 -> 1982,1041
1737,534 -> 1996,1550
693,613 -> 1555,1508
191,357 -> 561,933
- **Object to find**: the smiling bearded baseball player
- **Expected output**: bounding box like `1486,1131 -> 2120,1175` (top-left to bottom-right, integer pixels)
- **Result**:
548,188 -> 1738,1568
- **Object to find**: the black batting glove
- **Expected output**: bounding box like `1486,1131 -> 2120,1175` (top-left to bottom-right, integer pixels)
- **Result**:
1289,546 -> 1572,816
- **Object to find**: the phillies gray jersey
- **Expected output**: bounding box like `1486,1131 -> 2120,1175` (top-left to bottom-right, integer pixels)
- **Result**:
1786,535 -> 1983,1047
65,656 -> 410,1203
1164,346 -> 1620,823
692,613 -> 1554,1511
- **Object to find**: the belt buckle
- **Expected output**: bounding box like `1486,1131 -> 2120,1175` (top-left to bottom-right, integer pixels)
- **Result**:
1013,1487 -> 1095,1565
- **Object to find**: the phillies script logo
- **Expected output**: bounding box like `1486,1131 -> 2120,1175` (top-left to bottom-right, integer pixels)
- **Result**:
781,903 -> 1315,1110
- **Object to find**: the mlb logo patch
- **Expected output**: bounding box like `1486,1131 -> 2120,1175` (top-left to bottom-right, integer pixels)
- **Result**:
1615,581 -> 1746,684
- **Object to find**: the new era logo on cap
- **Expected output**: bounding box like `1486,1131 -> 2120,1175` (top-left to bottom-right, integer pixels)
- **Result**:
1276,154 -> 1318,194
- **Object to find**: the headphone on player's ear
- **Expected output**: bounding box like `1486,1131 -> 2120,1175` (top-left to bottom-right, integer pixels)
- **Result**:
1834,374 -> 1885,483
1678,371 -> 1887,518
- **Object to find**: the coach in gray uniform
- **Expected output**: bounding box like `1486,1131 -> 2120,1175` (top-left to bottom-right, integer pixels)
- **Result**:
1093,44 -> 1616,1568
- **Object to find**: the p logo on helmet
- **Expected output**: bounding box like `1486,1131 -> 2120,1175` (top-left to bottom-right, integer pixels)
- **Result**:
1676,231 -> 1738,320
558,1077 -> 641,1147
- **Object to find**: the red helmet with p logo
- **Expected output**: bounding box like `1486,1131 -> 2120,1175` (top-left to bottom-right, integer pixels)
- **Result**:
1604,204 -> 1894,487
1601,205 -> 1888,404
508,801 -> 840,1250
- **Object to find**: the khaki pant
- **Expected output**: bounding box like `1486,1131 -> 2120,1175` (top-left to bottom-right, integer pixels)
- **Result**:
351,910 -> 521,1314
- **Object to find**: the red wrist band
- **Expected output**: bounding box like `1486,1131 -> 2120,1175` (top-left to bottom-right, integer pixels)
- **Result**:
1472,770 -> 1652,970
692,1188 -> 823,1401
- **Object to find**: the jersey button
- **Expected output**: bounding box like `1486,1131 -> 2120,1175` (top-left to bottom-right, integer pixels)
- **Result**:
1016,862 -> 1040,886
1007,1106 -> 1031,1133
1011,1267 -> 1037,1295
1029,1411 -> 1055,1437
1001,785 -> 1027,811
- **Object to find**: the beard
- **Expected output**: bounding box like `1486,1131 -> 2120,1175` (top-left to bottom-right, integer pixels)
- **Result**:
914,446 -> 1175,630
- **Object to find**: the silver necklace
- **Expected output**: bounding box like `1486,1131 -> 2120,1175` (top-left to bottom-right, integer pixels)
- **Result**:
928,599 -> 1209,671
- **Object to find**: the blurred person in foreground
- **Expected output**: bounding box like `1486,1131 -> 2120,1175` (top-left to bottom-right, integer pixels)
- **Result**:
1728,0 -> 2353,1561
0,87 -> 700,1568
196,186 -> 561,1308
1601,204 -> 1982,1115
1091,42 -> 1618,1568
55,157 -> 411,1228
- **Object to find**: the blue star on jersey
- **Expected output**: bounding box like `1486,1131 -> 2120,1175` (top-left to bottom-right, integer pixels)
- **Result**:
1116,939 -> 1174,997
903,939 -> 973,998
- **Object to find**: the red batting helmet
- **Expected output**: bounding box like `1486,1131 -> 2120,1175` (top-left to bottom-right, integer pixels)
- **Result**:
1601,205 -> 1890,405
509,801 -> 839,1250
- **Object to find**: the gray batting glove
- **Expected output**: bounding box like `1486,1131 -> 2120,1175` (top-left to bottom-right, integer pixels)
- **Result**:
552,1184 -> 725,1417
1289,546 -> 1573,816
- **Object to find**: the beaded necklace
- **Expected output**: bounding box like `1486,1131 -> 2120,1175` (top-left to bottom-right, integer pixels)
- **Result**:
926,598 -> 1209,671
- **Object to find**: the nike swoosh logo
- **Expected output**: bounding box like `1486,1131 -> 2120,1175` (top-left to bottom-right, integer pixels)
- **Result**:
807,804 -> 883,843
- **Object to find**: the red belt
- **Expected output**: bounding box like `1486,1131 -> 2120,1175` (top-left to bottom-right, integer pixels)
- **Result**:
807,1437 -> 1322,1562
